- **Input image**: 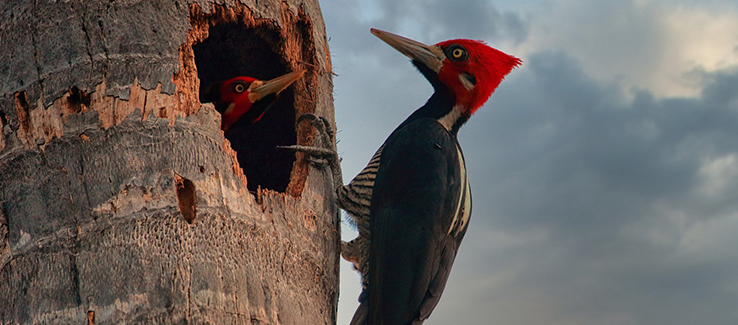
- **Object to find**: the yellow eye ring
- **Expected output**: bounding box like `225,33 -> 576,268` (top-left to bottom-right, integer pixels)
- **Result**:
452,48 -> 464,59
234,84 -> 245,93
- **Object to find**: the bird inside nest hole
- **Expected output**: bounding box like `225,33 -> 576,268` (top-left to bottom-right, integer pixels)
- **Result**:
193,22 -> 303,193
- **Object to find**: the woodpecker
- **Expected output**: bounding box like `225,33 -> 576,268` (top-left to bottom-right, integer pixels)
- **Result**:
343,29 -> 521,325
202,70 -> 305,131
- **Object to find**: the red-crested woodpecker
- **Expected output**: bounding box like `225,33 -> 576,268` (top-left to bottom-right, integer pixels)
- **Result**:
202,70 -> 304,131
341,29 -> 521,325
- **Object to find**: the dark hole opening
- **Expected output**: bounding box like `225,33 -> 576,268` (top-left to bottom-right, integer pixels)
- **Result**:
87,310 -> 95,325
194,23 -> 297,193
174,173 -> 197,224
15,91 -> 28,109
14,91 -> 31,132
68,86 -> 91,106
68,86 -> 91,113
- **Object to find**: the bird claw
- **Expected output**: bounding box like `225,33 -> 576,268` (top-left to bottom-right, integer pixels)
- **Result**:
278,113 -> 343,189
296,113 -> 335,139
342,237 -> 369,289
341,240 -> 361,269
278,113 -> 340,167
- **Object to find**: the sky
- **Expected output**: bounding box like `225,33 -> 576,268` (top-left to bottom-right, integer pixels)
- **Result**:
318,0 -> 738,324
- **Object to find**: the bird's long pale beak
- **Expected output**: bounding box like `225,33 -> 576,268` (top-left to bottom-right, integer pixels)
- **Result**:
248,70 -> 305,103
370,28 -> 445,72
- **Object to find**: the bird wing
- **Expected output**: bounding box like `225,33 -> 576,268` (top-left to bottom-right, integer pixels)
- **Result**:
366,118 -> 470,325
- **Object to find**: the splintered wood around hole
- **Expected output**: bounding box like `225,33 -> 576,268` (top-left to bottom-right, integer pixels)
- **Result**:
187,2 -> 320,197
173,173 -> 197,223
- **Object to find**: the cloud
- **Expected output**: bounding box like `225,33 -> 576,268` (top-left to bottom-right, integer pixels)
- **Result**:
322,0 -> 529,58
436,49 -> 738,325
513,0 -> 738,97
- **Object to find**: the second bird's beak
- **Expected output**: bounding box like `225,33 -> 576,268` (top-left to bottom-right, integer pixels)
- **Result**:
370,28 -> 445,73
248,70 -> 305,103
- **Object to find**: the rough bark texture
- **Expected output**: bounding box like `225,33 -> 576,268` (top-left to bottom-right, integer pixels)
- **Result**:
0,0 -> 339,324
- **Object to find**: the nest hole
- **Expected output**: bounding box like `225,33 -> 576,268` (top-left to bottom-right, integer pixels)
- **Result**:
194,23 -> 297,193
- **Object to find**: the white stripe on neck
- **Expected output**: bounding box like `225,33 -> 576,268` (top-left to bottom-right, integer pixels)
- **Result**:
438,105 -> 464,131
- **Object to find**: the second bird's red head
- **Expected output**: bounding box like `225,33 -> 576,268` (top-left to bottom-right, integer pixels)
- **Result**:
202,70 -> 305,131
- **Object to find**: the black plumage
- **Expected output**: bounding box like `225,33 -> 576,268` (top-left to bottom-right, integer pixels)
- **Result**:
365,118 -> 470,325
349,63 -> 472,324
346,28 -> 520,325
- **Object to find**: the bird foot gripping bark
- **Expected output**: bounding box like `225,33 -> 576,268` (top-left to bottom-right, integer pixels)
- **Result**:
341,238 -> 361,271
278,113 -> 343,188
342,234 -> 370,289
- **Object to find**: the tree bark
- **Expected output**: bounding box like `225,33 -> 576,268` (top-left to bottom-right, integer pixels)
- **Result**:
0,0 -> 339,324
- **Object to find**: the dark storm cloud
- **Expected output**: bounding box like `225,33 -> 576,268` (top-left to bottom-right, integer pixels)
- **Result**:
468,51 -> 738,233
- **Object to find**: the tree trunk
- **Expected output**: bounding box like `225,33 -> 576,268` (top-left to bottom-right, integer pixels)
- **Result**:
0,0 -> 339,324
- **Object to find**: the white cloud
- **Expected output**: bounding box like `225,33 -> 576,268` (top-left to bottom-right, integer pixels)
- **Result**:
658,6 -> 738,96
514,0 -> 738,98
697,153 -> 738,196
677,211 -> 738,257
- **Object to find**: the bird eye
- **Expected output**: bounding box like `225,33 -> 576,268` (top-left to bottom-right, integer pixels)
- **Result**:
444,44 -> 468,62
234,83 -> 246,93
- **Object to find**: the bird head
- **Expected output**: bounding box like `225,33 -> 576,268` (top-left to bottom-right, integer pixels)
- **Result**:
371,28 -> 521,116
202,70 -> 305,131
